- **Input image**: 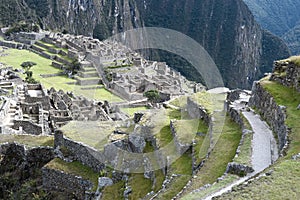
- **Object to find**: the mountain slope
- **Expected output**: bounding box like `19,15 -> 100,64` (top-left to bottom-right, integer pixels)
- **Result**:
0,0 -> 290,89
243,0 -> 300,36
243,0 -> 300,54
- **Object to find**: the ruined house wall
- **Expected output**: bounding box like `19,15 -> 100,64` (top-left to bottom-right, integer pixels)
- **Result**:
12,120 -> 43,135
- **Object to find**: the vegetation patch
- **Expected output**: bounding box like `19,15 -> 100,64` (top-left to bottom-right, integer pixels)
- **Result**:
218,160 -> 300,199
181,174 -> 239,200
120,106 -> 149,116
190,92 -> 226,114
233,132 -> 253,166
169,95 -> 188,108
101,181 -> 125,200
155,175 -> 191,200
0,48 -> 123,102
128,173 -> 153,200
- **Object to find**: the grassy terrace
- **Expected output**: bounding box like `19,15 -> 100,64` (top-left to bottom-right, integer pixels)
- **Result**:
181,115 -> 242,197
232,113 -> 253,166
60,121 -> 116,151
0,134 -> 54,147
45,158 -> 99,191
0,48 -> 123,102
217,80 -> 300,199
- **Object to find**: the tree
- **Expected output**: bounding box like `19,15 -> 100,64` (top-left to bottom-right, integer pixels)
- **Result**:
21,61 -> 36,71
144,90 -> 160,103
21,61 -> 38,84
66,59 -> 81,76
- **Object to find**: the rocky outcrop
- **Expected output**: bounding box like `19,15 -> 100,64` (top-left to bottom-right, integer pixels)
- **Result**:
226,162 -> 254,176
249,82 -> 289,152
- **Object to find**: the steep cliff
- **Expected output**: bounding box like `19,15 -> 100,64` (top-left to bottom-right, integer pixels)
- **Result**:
243,0 -> 300,54
0,0 -> 290,88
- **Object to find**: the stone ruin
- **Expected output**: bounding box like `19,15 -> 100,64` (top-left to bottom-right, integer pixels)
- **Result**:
108,58 -> 205,101
0,83 -> 119,135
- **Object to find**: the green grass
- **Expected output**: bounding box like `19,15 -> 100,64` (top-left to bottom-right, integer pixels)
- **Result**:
45,158 -> 99,191
101,181 -> 125,200
190,92 -> 226,114
0,134 -> 54,147
0,48 -> 60,74
155,175 -> 192,200
280,55 -> 300,66
181,174 -> 239,200
155,125 -> 173,148
169,96 -> 188,108
60,121 -> 115,151
120,106 -> 149,116
218,160 -> 300,199
128,173 -> 153,200
39,40 -> 68,52
0,48 -> 123,102
181,115 -> 242,195
170,150 -> 193,175
154,169 -> 165,192
215,80 -> 300,199
233,132 -> 253,166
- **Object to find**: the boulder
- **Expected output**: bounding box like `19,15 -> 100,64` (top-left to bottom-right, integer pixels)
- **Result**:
98,177 -> 113,188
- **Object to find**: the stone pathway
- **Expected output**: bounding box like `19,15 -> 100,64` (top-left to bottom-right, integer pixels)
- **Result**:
201,110 -> 278,200
243,111 -> 278,172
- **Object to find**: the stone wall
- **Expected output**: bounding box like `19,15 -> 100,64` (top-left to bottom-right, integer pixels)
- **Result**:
54,130 -> 105,172
42,167 -> 94,199
186,97 -> 210,124
249,81 -> 289,151
170,120 -> 191,155
0,40 -> 28,49
12,120 -> 43,135
270,61 -> 300,92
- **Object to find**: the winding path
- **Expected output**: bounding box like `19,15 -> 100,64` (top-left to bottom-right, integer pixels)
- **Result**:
201,109 -> 278,200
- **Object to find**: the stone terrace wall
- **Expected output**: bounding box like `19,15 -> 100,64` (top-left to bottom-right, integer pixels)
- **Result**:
271,61 -> 300,92
249,81 -> 289,151
42,167 -> 94,199
54,130 -> 105,172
